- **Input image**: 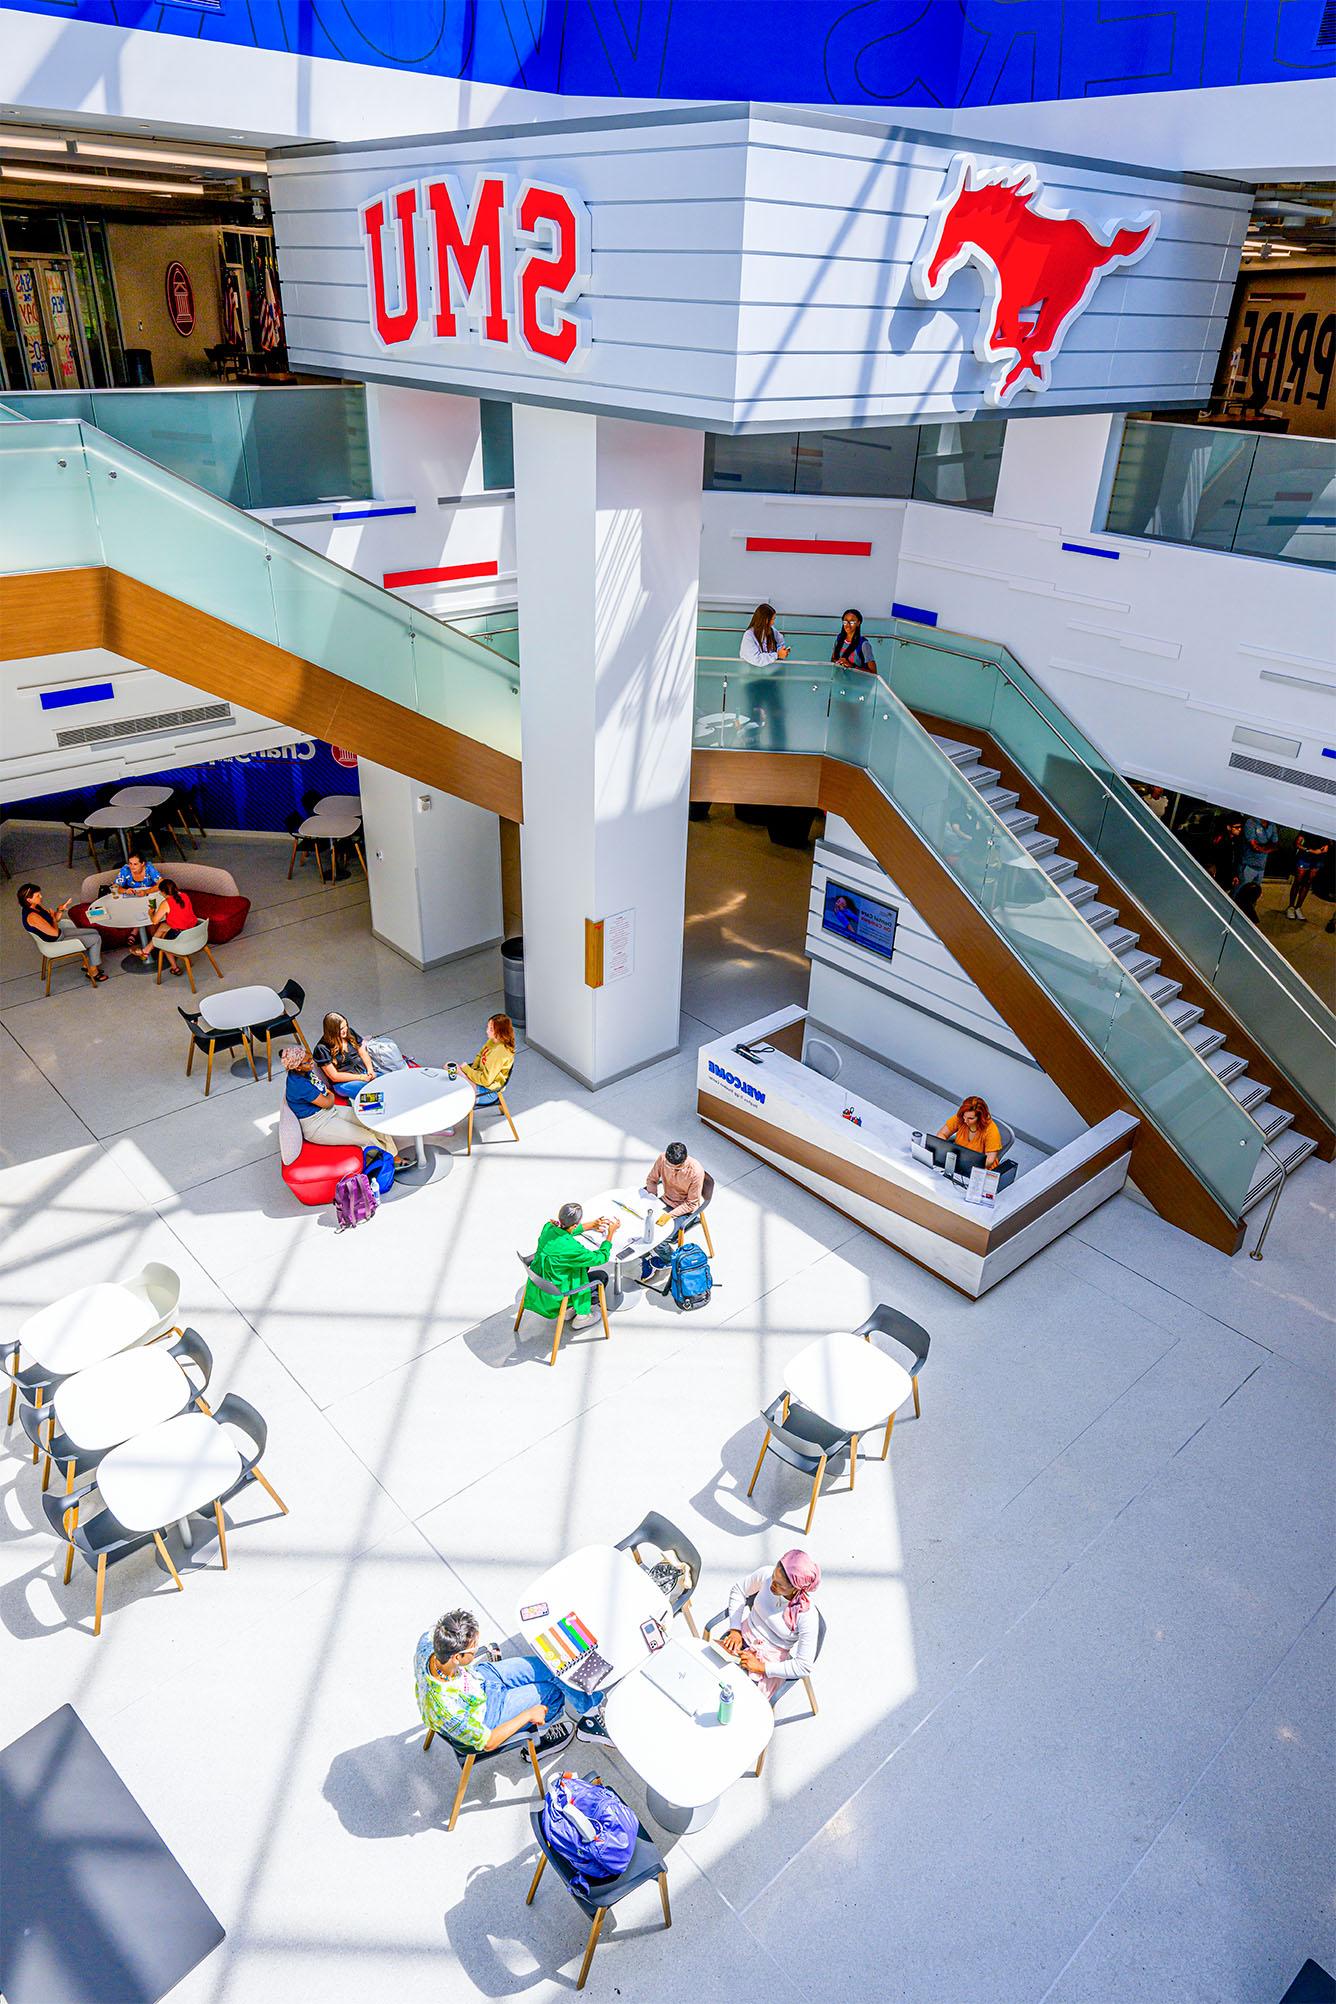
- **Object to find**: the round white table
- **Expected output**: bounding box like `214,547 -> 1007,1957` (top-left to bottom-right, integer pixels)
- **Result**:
583,1185 -> 680,1309
353,1066 -> 475,1171
784,1330 -> 914,1462
54,1347 -> 190,1453
19,1281 -> 158,1376
312,793 -> 360,814
83,802 -> 150,860
604,1635 -> 773,1833
297,807 -> 362,884
199,985 -> 282,1033
86,887 -> 164,970
97,1410 -> 241,1550
110,785 -> 173,808
516,1544 -> 672,1695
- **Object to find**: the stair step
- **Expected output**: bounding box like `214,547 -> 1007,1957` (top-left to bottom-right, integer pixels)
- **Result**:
1228,1073 -> 1271,1113
1207,1047 -> 1247,1084
979,782 -> 1021,813
1118,947 -> 1160,981
931,735 -> 982,767
1041,853 -> 1079,884
1184,1021 -> 1226,1057
1021,829 -> 1059,859
1101,924 -> 1139,954
1255,1102 -> 1296,1142
960,761 -> 1001,789
1241,1127 -> 1318,1212
1083,901 -> 1120,931
1000,805 -> 1039,835
1065,877 -> 1098,906
1162,996 -> 1204,1031
1142,972 -> 1182,1006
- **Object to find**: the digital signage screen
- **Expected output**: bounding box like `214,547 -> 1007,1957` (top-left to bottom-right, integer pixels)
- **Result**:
821,880 -> 898,962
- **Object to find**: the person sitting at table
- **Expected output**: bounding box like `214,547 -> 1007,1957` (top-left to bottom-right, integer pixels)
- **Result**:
937,1094 -> 1003,1169
110,851 -> 161,896
17,882 -> 107,985
129,877 -> 196,975
415,1607 -> 607,1760
460,1012 -> 516,1096
314,1011 -> 377,1100
644,1140 -> 704,1220
281,1045 -> 406,1164
523,1202 -> 617,1326
719,1550 -> 821,1698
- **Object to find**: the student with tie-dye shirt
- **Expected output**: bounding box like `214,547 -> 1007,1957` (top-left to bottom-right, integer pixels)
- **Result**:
413,1608 -> 606,1758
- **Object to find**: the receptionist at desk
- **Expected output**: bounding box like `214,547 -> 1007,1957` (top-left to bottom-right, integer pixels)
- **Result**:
937,1095 -> 1003,1171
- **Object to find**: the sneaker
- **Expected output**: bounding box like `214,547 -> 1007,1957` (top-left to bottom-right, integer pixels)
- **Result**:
1285,906 -> 1298,920
477,1642 -> 502,1663
532,1720 -> 575,1757
575,1709 -> 613,1745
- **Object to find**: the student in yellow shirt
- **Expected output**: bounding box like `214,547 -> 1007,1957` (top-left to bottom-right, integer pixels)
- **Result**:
460,1013 -> 516,1095
937,1094 -> 1003,1168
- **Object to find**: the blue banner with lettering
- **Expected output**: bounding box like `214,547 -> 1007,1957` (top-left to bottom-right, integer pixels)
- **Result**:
10,740 -> 359,833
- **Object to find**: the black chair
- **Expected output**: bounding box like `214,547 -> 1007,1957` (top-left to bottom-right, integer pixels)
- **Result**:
64,816 -> 101,870
285,810 -> 319,881
747,1394 -> 854,1535
674,1169 -> 716,1258
210,1393 -> 288,1519
4,1343 -> 67,1459
248,978 -> 310,1077
614,1511 -> 701,1636
180,1005 -> 257,1096
143,793 -> 187,862
421,1714 -> 547,1832
42,1480 -> 183,1634
514,1253 -> 611,1367
703,1598 -> 828,1775
853,1304 -> 930,1429
168,1327 -> 214,1412
525,1784 -> 671,1990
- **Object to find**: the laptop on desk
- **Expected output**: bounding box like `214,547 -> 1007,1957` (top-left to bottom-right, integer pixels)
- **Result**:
641,1640 -> 726,1717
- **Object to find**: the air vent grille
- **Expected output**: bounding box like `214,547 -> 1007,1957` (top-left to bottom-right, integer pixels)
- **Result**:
1318,0 -> 1336,45
1228,751 -> 1336,796
55,703 -> 232,750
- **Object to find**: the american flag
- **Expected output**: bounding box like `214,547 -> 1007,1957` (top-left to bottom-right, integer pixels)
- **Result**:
222,268 -> 246,347
258,258 -> 284,353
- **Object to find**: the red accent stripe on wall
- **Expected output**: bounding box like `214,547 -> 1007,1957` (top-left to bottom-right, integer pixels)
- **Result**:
744,536 -> 872,557
382,560 -> 499,588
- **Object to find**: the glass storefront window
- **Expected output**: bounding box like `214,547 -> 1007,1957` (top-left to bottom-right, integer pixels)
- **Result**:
704,420 -> 1004,509
795,426 -> 918,497
704,432 -> 800,492
479,398 -> 514,489
912,421 -> 1006,510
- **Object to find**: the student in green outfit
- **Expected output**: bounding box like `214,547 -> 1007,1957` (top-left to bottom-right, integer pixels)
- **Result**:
524,1202 -> 616,1321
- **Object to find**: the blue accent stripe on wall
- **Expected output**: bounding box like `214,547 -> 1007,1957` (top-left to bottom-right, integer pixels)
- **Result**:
40,683 -> 114,711
1322,748 -> 1335,760
1061,541 -> 1120,559
331,503 -> 416,521
892,602 -> 937,627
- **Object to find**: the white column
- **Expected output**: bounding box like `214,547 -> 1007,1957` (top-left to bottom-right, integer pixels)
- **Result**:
513,407 -> 702,1087
358,759 -> 503,969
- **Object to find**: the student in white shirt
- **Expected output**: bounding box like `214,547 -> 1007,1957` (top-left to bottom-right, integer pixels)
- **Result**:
719,1549 -> 820,1697
739,602 -> 790,749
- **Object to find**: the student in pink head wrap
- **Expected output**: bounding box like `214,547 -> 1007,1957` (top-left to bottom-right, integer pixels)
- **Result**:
719,1550 -> 821,1699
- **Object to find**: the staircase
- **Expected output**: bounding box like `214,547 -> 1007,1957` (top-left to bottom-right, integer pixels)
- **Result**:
930,732 -> 1320,1217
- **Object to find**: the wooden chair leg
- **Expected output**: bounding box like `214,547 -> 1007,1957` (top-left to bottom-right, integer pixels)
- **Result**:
40,1444 -> 52,1493
658,1871 -> 672,1928
314,843 -> 327,885
803,1675 -> 819,1716
682,1598 -> 700,1638
747,1429 -> 771,1496
67,826 -> 75,869
87,832 -> 99,868
701,1213 -> 715,1257
153,1531 -> 185,1591
525,1852 -> 547,1905
576,1908 -> 607,1991
446,1753 -> 474,1831
597,1283 -> 611,1341
168,824 -> 187,862
203,944 -> 222,976
292,1018 -> 311,1055
514,1298 -> 526,1334
499,1094 -> 519,1141
213,1502 -> 229,1569
421,1727 -> 435,1752
30,1387 -> 43,1464
466,1106 -> 474,1156
93,1553 -> 107,1635
252,1465 -> 289,1514
264,1030 -> 273,1082
549,1297 -> 569,1367
243,1035 -> 258,1082
186,1036 -> 196,1077
63,1523 -> 77,1584
848,1432 -> 859,1491
183,955 -> 197,995
355,840 -> 367,878
526,1740 -> 544,1794
155,951 -> 165,985
881,1410 -> 895,1459
287,837 -> 299,880
804,1454 -> 827,1536
44,957 -> 52,996
912,1374 -> 921,1418
755,1746 -> 767,1777
205,1042 -> 215,1095
146,826 -> 162,859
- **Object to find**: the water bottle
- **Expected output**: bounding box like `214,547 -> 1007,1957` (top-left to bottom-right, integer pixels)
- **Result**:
447,1062 -> 457,1080
717,1681 -> 734,1725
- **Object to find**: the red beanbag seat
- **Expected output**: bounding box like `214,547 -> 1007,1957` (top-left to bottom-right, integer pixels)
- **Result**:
281,1140 -> 365,1208
193,890 -> 250,944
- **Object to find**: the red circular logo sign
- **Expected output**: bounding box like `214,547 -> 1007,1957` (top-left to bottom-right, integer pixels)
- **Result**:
330,745 -> 359,768
164,260 -> 195,337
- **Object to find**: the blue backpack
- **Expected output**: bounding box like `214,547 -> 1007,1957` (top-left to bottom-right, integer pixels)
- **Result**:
669,1241 -> 712,1311
362,1145 -> 395,1197
540,1774 -> 637,1895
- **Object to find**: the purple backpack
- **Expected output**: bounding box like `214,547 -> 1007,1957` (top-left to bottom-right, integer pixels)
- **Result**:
540,1775 -> 637,1895
333,1170 -> 378,1231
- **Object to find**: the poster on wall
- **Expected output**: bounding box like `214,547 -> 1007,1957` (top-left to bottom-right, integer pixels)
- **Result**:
165,260 -> 196,337
13,740 -> 359,834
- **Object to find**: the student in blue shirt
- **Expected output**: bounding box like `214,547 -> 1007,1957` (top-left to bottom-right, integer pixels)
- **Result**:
111,852 -> 161,896
282,1046 -> 400,1159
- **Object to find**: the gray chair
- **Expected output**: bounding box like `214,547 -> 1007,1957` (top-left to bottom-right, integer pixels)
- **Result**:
853,1304 -> 930,1427
526,1785 -> 671,1991
210,1394 -> 288,1518
31,928 -> 92,997
513,1252 -> 611,1368
747,1394 -> 854,1535
168,1327 -> 214,1413
803,1037 -> 842,1080
614,1511 -> 701,1636
180,1004 -> 257,1096
249,978 -> 310,1077
674,1170 -> 716,1259
421,1712 -> 547,1833
5,1347 -> 68,1459
702,1598 -> 828,1775
466,1054 -> 520,1153
42,1479 -> 183,1635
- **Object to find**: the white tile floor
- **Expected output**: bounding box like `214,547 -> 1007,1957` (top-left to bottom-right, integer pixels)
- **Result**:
1,814 -> 1332,2004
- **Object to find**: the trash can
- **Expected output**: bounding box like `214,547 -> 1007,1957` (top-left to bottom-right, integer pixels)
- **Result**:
501,935 -> 525,1028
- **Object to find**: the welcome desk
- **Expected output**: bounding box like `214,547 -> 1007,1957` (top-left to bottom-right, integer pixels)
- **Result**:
696,1007 -> 1137,1298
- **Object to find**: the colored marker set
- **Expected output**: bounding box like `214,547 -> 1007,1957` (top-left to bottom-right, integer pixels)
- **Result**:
532,1613 -> 598,1673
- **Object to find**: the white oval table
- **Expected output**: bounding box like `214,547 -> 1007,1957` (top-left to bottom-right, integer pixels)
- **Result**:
353,1066 -> 475,1171
19,1281 -> 158,1376
98,1410 -> 241,1552
198,985 -> 282,1033
297,807 -> 362,884
110,784 -> 173,809
604,1634 -> 773,1832
83,802 -> 151,860
584,1185 -> 680,1310
86,889 -> 164,969
784,1330 -> 914,1463
515,1544 -> 672,1695
52,1349 -> 191,1488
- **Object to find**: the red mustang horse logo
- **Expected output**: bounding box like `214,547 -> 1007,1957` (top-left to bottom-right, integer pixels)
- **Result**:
912,157 -> 1159,407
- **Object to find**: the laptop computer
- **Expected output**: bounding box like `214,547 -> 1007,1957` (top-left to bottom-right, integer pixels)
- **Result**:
641,1640 -> 726,1717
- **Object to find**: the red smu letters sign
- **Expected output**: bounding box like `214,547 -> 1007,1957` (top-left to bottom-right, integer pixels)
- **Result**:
912,157 -> 1159,407
360,172 -> 591,369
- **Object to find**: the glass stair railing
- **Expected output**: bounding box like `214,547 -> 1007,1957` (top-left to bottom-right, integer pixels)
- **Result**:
0,414 -> 520,761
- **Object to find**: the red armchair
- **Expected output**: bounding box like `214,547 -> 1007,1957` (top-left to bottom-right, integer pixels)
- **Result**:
278,1101 -> 362,1207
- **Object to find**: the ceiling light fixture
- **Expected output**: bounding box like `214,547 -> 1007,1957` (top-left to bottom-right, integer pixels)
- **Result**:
0,131 -> 70,152
0,166 -> 207,195
73,139 -> 267,173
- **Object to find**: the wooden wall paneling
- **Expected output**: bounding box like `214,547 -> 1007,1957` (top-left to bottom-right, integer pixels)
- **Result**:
0,569 -> 106,658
